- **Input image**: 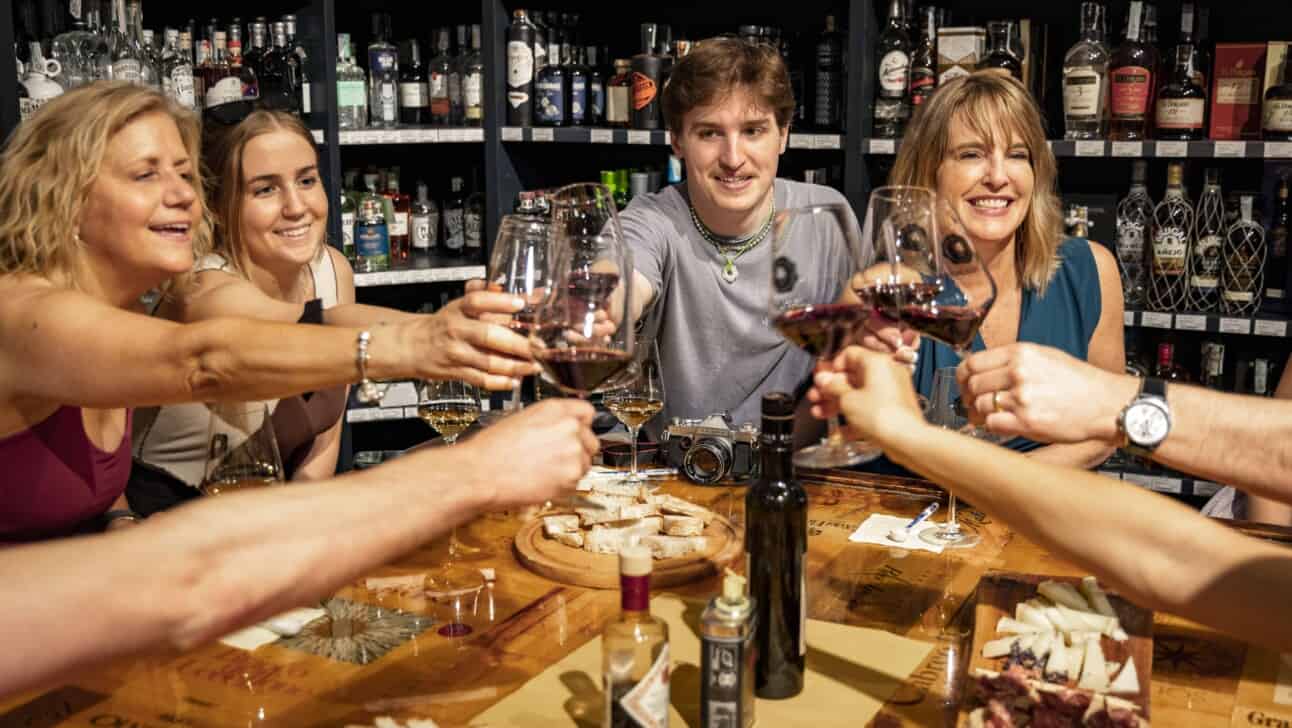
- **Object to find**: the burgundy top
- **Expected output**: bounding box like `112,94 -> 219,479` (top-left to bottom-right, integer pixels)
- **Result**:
0,406 -> 132,543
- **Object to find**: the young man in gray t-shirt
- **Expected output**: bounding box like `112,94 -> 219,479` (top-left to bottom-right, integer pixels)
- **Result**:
622,38 -> 857,436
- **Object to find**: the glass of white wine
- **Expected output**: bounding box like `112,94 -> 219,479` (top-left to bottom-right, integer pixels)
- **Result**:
418,379 -> 485,597
200,401 -> 285,495
602,338 -> 665,485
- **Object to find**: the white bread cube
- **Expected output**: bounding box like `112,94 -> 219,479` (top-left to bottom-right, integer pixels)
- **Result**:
662,515 -> 704,536
639,534 -> 708,560
542,515 -> 580,537
552,531 -> 584,548
650,494 -> 715,523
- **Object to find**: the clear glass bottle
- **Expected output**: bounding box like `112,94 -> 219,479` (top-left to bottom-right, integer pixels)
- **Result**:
336,34 -> 367,130
367,13 -> 400,128
1187,169 -> 1225,312
159,27 -> 196,110
602,546 -> 670,728
411,181 -> 439,254
1063,2 -> 1110,140
339,191 -> 357,262
107,0 -> 151,85
873,0 -> 911,139
1147,162 -> 1192,312
979,20 -> 1022,81
429,27 -> 453,125
1220,194 -> 1265,316
463,25 -> 485,127
1117,160 -> 1153,307
52,15 -> 96,89
449,24 -> 467,125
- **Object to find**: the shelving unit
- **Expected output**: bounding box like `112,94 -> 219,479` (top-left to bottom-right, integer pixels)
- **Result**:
865,138 -> 1292,160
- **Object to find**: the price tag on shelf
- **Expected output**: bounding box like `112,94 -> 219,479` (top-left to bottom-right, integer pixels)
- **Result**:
1124,311 -> 1135,326
869,139 -> 896,155
627,130 -> 651,145
1174,313 -> 1207,331
500,126 -> 523,142
1192,480 -> 1222,497
1254,319 -> 1289,338
590,129 -> 613,143
1075,141 -> 1105,157
1141,312 -> 1173,329
338,130 -> 356,145
1213,141 -> 1246,158
403,406 -> 422,420
1219,317 -> 1252,334
426,129 -> 446,143
531,127 -> 554,142
814,134 -> 842,150
664,131 -> 671,145
1111,142 -> 1144,157
363,131 -> 382,145
443,128 -> 465,142
465,128 -> 485,142
788,134 -> 813,149
1155,141 -> 1188,157
1266,142 -> 1292,158
1147,476 -> 1184,494
310,129 -> 324,144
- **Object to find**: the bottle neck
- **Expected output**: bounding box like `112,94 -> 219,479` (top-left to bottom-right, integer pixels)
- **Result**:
760,438 -> 793,482
620,573 -> 650,612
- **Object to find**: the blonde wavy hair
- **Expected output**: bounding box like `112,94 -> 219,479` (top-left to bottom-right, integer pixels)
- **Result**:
889,71 -> 1064,295
0,82 -> 212,290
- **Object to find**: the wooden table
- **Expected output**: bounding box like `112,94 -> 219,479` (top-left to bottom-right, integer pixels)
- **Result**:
1,471 -> 1287,727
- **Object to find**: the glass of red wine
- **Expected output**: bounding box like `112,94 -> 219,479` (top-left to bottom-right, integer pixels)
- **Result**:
529,183 -> 635,399
769,203 -> 882,468
487,213 -> 554,412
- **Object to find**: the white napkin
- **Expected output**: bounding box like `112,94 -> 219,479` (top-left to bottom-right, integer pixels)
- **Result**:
218,606 -> 327,650
849,513 -> 945,554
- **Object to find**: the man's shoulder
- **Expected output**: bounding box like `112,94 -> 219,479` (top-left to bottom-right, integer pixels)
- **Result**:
777,178 -> 849,208
622,184 -> 688,221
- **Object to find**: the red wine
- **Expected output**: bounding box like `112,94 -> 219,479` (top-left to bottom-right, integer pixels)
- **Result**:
745,392 -> 806,699
773,303 -> 871,358
899,304 -> 986,351
534,347 -> 632,394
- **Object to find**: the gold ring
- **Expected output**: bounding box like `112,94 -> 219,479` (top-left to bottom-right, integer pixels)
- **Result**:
992,391 -> 1002,413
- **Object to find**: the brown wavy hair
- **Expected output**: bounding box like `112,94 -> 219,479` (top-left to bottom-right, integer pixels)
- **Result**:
0,82 -> 212,289
889,71 -> 1064,294
661,36 -> 795,134
201,109 -> 322,279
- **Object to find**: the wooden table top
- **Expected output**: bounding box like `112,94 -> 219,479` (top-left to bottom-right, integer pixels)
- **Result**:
2,470 -> 1287,727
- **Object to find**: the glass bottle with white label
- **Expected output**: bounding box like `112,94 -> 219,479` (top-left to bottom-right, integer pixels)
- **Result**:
441,176 -> 467,256
339,191 -> 356,262
1109,0 -> 1156,141
159,28 -> 195,110
1221,194 -> 1265,316
1147,162 -> 1192,311
1063,2 -> 1110,140
465,173 -> 484,260
506,9 -> 536,127
366,13 -> 399,128
873,0 -> 911,139
463,24 -> 484,127
1117,160 -> 1154,307
336,35 -> 367,130
411,181 -> 438,255
602,545 -> 670,728
1187,169 -> 1224,312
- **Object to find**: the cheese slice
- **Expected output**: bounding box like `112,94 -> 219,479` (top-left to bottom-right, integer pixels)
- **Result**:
542,515 -> 580,536
1109,656 -> 1140,695
1017,601 -> 1054,630
590,480 -> 649,499
1056,604 -> 1119,637
1080,576 -> 1119,619
577,506 -> 624,526
982,635 -> 1018,659
1043,638 -> 1069,680
639,534 -> 707,560
662,515 -> 704,536
1076,634 -> 1110,691
650,494 -> 716,523
553,531 -> 584,548
997,616 -> 1045,635
1039,580 -> 1092,611
1030,631 -> 1054,662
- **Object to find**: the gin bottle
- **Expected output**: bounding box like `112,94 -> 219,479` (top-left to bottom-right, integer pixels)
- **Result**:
336,34 -> 367,130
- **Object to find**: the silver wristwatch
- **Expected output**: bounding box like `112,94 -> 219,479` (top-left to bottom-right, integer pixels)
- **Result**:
1117,377 -> 1172,456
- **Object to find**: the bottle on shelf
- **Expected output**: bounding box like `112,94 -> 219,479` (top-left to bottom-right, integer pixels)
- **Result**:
906,8 -> 936,113
569,46 -> 590,127
19,40 -> 63,121
340,190 -> 357,262
614,169 -> 631,209
463,25 -> 484,127
606,58 -> 633,128
1124,331 -> 1149,377
1189,5 -> 1211,95
1153,341 -> 1190,383
1068,205 -> 1091,238
585,44 -> 606,126
1108,0 -> 1157,141
1147,162 -> 1192,311
203,31 -> 243,107
506,9 -> 536,127
259,22 -> 298,111
429,28 -> 453,126
1221,194 -> 1266,316
533,24 -> 566,127
354,196 -> 390,273
602,545 -> 670,728
1253,358 -> 1272,397
366,13 -> 399,129
411,181 -> 439,256
383,172 -> 411,263
1154,42 -> 1206,141
1186,169 -> 1225,312
1267,178 -> 1289,302
107,0 -> 153,86
1115,160 -> 1153,308
465,172 -> 485,260
449,24 -> 467,126
336,34 -> 368,130
442,176 -> 467,256
1265,51 -> 1292,141
243,19 -> 266,77
1062,2 -> 1110,140
398,39 -> 429,125
1199,340 -> 1225,390
745,392 -> 807,699
979,20 -> 1022,81
814,14 -> 845,130
700,569 -> 756,728
283,16 -> 309,112
631,23 -> 665,130
159,28 -> 195,110
225,19 -> 243,71
873,0 -> 911,139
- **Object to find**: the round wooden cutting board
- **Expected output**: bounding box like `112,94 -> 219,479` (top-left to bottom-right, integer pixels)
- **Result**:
514,515 -> 743,589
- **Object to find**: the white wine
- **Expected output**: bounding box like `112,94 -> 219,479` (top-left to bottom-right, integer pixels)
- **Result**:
604,396 -> 663,429
201,477 -> 278,496
417,401 -> 481,440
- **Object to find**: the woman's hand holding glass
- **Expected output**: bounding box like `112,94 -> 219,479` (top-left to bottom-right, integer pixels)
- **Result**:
411,291 -> 540,391
808,346 -> 929,448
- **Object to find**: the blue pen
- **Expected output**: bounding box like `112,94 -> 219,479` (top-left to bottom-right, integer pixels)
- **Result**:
889,502 -> 940,542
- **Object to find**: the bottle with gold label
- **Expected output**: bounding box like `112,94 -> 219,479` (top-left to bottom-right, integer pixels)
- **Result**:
1148,162 -> 1192,311
1263,53 -> 1292,142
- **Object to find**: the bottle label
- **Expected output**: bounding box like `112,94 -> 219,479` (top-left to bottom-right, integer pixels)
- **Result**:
607,85 -> 629,123
465,211 -> 482,249
390,211 -> 409,238
1063,67 -> 1102,121
206,77 -> 244,107
412,212 -> 433,249
1156,98 -> 1205,129
168,66 -> 196,109
590,81 -> 605,119
400,81 -> 428,108
701,631 -> 752,727
443,210 -> 465,249
355,224 -> 390,265
508,40 -> 534,90
1110,67 -> 1152,119
874,98 -> 906,121
465,72 -> 483,108
878,51 -> 910,96
1217,76 -> 1261,105
618,644 -> 670,728
369,48 -> 397,73
301,82 -> 311,114
536,77 -> 565,122
429,72 -> 448,100
1117,220 -> 1145,261
1273,228 -> 1289,259
341,211 -> 356,253
380,83 -> 398,122
1265,100 -> 1292,133
1191,234 -> 1222,289
112,59 -> 143,84
19,97 -> 40,122
338,80 -> 366,107
570,77 -> 587,119
1152,227 -> 1188,275
909,68 -> 936,105
632,72 -> 658,111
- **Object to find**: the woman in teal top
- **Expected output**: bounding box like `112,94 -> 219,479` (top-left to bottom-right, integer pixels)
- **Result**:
869,71 -> 1125,469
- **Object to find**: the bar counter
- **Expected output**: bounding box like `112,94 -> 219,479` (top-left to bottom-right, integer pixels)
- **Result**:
2,470 -> 1288,727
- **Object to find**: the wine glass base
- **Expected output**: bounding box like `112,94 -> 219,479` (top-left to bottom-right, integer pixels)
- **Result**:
919,526 -> 980,549
424,565 -> 485,598
793,440 -> 882,469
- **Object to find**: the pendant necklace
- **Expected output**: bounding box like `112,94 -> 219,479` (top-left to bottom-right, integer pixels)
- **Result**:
689,197 -> 776,284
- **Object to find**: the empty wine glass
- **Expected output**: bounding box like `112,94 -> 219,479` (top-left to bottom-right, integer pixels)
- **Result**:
200,402 -> 285,495
602,338 -> 665,485
418,379 -> 485,596
921,367 -> 981,549
488,213 -> 554,412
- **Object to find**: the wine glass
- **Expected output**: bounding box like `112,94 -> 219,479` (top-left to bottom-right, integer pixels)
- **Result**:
768,203 -> 880,468
923,367 -> 981,549
487,213 -> 554,412
200,402 -> 285,495
529,183 -> 635,399
418,379 -> 486,596
602,338 -> 665,485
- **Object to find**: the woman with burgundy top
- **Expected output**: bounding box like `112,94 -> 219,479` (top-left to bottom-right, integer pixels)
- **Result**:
0,84 -> 538,543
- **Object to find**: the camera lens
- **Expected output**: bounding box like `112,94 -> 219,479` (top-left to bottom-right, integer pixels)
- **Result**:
683,438 -> 733,484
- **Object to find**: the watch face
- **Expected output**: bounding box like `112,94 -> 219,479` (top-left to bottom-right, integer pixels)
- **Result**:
1125,402 -> 1169,446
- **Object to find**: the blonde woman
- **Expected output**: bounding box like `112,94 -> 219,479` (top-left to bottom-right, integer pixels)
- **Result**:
0,84 -> 534,542
882,71 -> 1125,468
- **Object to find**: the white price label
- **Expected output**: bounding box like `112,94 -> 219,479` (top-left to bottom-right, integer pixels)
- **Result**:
531,127 -> 554,142
869,139 -> 896,155
362,131 -> 382,145
1219,317 -> 1252,334
1155,141 -> 1188,157
443,128 -> 464,142
788,134 -> 813,149
1174,314 -> 1207,331
1147,476 -> 1184,494
464,128 -> 485,142
627,130 -> 651,145
1111,142 -> 1144,157
1255,319 -> 1289,338
590,128 -> 613,143
338,130 -> 357,145
500,126 -> 523,142
1193,480 -> 1222,497
814,134 -> 842,150
1141,312 -> 1173,328
311,129 -> 325,144
1266,142 -> 1292,158
345,408 -> 372,423
396,129 -> 415,143
664,131 -> 671,145
1213,141 -> 1246,158
1124,311 -> 1136,326
1075,141 -> 1105,157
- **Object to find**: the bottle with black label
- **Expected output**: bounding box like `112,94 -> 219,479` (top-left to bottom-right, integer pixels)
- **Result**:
873,0 -> 911,139
631,23 -> 665,130
506,9 -> 536,126
442,176 -> 467,255
745,392 -> 807,699
1155,43 -> 1206,141
398,39 -> 429,125
569,46 -> 590,127
411,181 -> 438,254
1268,178 -> 1290,301
533,29 -> 566,126
585,45 -> 606,126
701,570 -> 756,728
908,7 -> 937,111
813,15 -> 844,130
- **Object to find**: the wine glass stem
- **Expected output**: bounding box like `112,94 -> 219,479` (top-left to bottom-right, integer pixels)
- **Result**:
628,425 -> 640,479
444,434 -> 461,562
946,494 -> 961,535
827,416 -> 844,445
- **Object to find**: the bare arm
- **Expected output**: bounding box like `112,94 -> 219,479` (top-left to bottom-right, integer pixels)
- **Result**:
289,253 -> 356,482
1247,360 -> 1292,525
0,399 -> 598,698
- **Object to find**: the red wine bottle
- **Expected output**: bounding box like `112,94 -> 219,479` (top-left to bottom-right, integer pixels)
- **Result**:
745,392 -> 807,699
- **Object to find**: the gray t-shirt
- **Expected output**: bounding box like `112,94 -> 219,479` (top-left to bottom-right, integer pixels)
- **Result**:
622,178 -> 856,434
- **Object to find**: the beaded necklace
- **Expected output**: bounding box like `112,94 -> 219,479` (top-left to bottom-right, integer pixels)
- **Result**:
688,197 -> 777,284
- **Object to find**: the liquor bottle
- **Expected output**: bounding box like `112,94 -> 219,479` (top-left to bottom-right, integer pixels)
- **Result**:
1147,162 -> 1192,311
259,22 -> 296,110
384,173 -> 411,263
1263,52 -> 1292,142
1188,5 -> 1210,93
20,40 -> 63,120
339,191 -> 357,262
656,22 -> 674,90
745,392 -> 807,699
463,25 -> 484,127
283,14 -> 308,112
445,25 -> 466,126
1267,178 -> 1290,301
1116,161 -> 1153,307
226,19 -> 244,71
614,169 -> 631,209
52,14 -> 96,90
606,59 -> 633,128
106,0 -> 149,85
1063,2 -> 1110,140
1154,43 -> 1205,141
354,196 -> 390,273
399,39 -> 429,125
873,0 -> 911,139
506,9 -> 535,127
1221,194 -> 1265,315
814,14 -> 845,129
585,45 -> 606,126
602,545 -> 670,728
158,28 -> 195,110
530,11 -> 548,86
978,21 -> 1022,81
1153,342 -> 1191,383
559,13 -> 574,69
442,176 -> 467,255
1187,169 -> 1225,312
203,31 -> 243,107
367,13 -> 399,128
243,19 -> 266,77
569,46 -> 590,127
533,27 -> 566,126
631,24 -> 665,130
1124,332 -> 1149,377
1108,0 -> 1156,141
1069,205 -> 1091,238
336,34 -> 368,130
465,173 -> 484,260
411,181 -> 439,254
1200,340 -> 1225,390
427,28 -> 453,126
906,8 -> 936,113
700,570 -> 756,728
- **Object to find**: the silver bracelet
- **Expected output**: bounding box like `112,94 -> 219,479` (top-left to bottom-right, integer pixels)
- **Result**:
355,330 -> 388,405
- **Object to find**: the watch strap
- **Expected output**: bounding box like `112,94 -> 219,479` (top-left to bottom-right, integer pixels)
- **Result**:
1141,376 -> 1167,398
1123,377 -> 1169,456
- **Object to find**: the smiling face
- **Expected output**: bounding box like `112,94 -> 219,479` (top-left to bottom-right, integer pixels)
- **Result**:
237,128 -> 327,272
671,85 -> 789,237
935,114 -> 1035,250
78,111 -> 200,294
